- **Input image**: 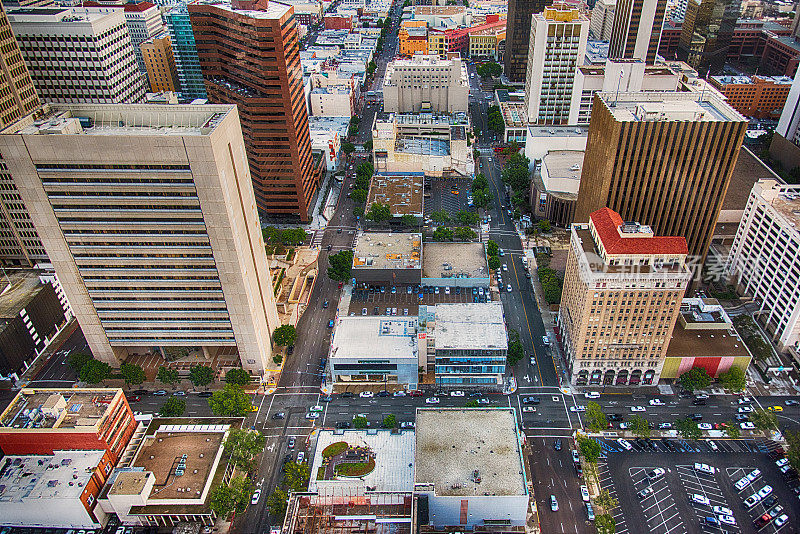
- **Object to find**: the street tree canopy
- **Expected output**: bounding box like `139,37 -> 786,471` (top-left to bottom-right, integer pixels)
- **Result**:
160,397 -> 186,417
209,385 -> 253,417
80,359 -> 111,384
327,249 -> 354,281
679,367 -> 712,392
188,365 -> 215,388
273,324 -> 297,347
225,368 -> 251,386
224,428 -> 266,470
209,476 -> 252,519
586,402 -> 608,433
120,362 -> 146,386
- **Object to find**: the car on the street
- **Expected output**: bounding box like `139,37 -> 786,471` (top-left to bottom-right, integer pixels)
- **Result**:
198,391 -> 213,397
305,412 -> 320,419
377,390 -> 390,397
541,335 -> 550,345
335,421 -> 351,429
698,423 -> 712,430
572,450 -> 580,463
425,397 -> 440,404
703,516 -> 720,527
694,463 -> 716,475
341,391 -> 354,398
740,422 -> 756,430
522,406 -> 536,413
359,391 -> 374,398
522,396 -> 540,404
753,512 -> 772,530
717,515 -> 736,526
616,438 -> 633,450
251,489 -> 261,505
476,398 -> 490,405
649,398 -> 664,406
498,248 -> 504,257
695,393 -> 709,400
580,485 -> 590,502
766,504 -> 784,520
328,319 -> 334,328
393,390 -> 406,397
630,406 -> 646,412
738,396 -> 753,404
735,475 -> 752,491
712,506 -> 732,516
507,284 -> 512,292
272,412 -> 285,420
768,405 -> 783,412
647,468 -> 665,482
297,452 -> 305,464
127,395 -> 140,402
658,422 -> 673,429
400,421 -> 415,429
570,405 -> 587,412
735,413 -> 749,421
738,405 -> 753,413
450,390 -> 465,397
618,422 -> 630,429
691,494 -> 710,506
554,439 -> 562,451
288,437 -> 296,449
785,399 -> 800,406
502,264 -> 508,271
173,390 -> 186,396
585,392 -> 600,399
550,495 -> 558,512
689,413 -> 703,421
322,300 -> 329,308
153,390 -> 167,396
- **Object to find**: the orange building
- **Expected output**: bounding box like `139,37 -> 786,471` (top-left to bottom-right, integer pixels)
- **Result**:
709,75 -> 793,119
141,32 -> 180,93
399,20 -> 428,57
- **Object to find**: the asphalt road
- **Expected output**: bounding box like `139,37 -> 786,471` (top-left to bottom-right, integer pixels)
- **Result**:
28,326 -> 89,386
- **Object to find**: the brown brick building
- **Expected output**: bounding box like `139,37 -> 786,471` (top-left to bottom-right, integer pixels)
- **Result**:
575,92 -> 747,262
189,0 -> 317,220
0,5 -> 39,129
709,75 -> 792,119
141,32 -> 180,93
558,207 -> 691,386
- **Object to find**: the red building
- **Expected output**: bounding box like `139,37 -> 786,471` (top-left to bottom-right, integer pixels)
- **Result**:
190,0 -> 318,220
658,20 -> 682,59
0,388 -> 137,464
324,14 -> 353,30
709,75 -> 792,119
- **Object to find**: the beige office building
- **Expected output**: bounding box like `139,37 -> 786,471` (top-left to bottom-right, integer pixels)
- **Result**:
383,54 -> 468,114
0,104 -> 280,373
559,207 -> 691,386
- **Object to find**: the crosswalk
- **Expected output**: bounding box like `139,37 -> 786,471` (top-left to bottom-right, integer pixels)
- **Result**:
311,230 -> 325,248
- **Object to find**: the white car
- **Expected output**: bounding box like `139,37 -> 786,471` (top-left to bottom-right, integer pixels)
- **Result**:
580,485 -> 590,502
691,494 -> 710,506
400,421 -> 415,429
738,396 -> 753,404
393,390 -> 406,397
523,406 -> 536,413
712,506 -> 733,516
585,392 -> 601,399
717,515 -> 736,526
425,397 -> 440,404
619,422 -> 630,429
251,489 -> 261,505
649,398 -> 665,406
698,423 -> 712,430
706,440 -> 718,451
738,405 -> 753,413
297,451 -> 305,464
630,406 -> 646,412
502,264 -> 508,271
757,485 -> 773,499
776,458 -> 789,467
694,463 -> 716,475
658,422 -> 673,429
617,438 -> 633,450
450,390 -> 465,397
507,284 -> 512,292
740,422 -> 756,430
305,412 -> 320,419
775,514 -> 789,527
359,391 -> 374,398
570,405 -> 587,412
735,476 -> 751,491
747,469 -> 762,483
647,468 -> 666,481
744,493 -> 761,509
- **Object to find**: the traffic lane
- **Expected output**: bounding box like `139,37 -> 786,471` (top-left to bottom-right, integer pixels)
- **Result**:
127,391 -> 215,417
33,326 -> 89,382
530,437 -> 593,534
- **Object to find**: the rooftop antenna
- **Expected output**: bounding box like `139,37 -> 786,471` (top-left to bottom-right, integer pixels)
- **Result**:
699,67 -> 710,103
613,68 -> 624,106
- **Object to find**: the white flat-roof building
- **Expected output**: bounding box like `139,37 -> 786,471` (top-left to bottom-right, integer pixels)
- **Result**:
421,243 -> 489,288
726,180 -> 800,354
329,316 -> 420,388
414,408 -> 528,529
352,232 -> 422,285
383,55 -> 468,114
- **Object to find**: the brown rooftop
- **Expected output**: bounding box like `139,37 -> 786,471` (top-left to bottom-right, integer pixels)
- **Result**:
666,323 -> 751,358
367,173 -> 424,216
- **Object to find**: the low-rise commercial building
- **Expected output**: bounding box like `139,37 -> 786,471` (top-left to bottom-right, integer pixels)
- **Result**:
661,298 -> 752,380
0,388 -> 137,463
530,150 -> 583,227
421,242 -> 489,289
308,116 -> 349,171
329,316 -> 420,389
468,25 -> 505,61
709,74 -> 792,119
383,55 -> 468,114
367,172 -> 424,218
423,302 -> 506,386
414,408 -> 527,529
352,232 -> 422,285
559,207 -> 691,386
399,20 -> 428,57
726,180 -> 800,353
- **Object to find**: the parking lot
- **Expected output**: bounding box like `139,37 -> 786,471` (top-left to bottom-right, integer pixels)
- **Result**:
347,284 -> 493,316
596,438 -> 798,534
423,177 -> 474,218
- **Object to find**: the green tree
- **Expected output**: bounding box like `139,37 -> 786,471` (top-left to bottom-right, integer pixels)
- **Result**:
400,214 -> 419,227
209,384 -> 254,417
382,414 -> 397,428
595,489 -> 618,513
430,209 -> 450,223
629,415 -> 651,438
432,227 -> 454,241
501,153 -> 531,192
367,60 -> 377,76
80,359 -> 111,384
350,117 -> 361,126
273,324 -> 297,347
538,267 -> 563,304
353,205 -> 365,218
472,174 -> 489,191
327,249 -> 354,281
595,514 -> 616,534
209,476 -> 252,519
353,416 -> 368,429
263,226 -> 281,244
281,228 -> 307,246
366,202 -> 392,222
746,334 -> 772,361
341,142 -> 355,155
356,161 -> 374,181
586,401 -> 608,433
456,210 -> 480,225
486,240 -> 499,256
723,422 -> 740,439
537,220 -> 551,233
785,430 -> 800,471
473,188 -> 492,209
751,408 -> 778,431
465,400 -> 479,407
225,368 -> 252,386
188,365 -> 215,388
160,397 -> 186,417
477,62 -> 502,78
679,367 -> 712,392
507,340 -> 524,366
717,366 -> 746,392
283,461 -> 310,491
67,352 -> 94,373
675,417 -> 702,440
487,105 -> 504,133
267,488 -> 289,518
157,366 -> 180,387
363,139 -> 373,152
488,255 -> 501,271
454,227 -> 476,240
120,362 -> 146,386
351,188 -> 368,204
577,435 -> 601,463
224,428 -> 266,471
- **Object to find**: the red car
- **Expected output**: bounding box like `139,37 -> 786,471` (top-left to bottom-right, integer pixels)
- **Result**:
127,395 -> 140,403
408,390 -> 424,397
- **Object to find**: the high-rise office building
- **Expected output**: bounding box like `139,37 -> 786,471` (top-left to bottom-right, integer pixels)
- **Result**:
0,104 -> 281,373
678,0 -> 739,73
383,54 -> 469,114
141,32 -> 180,93
8,7 -> 147,103
504,0 -> 551,83
590,0 -> 615,41
609,0 -> 666,64
0,5 -> 38,129
575,91 -> 747,260
189,0 -> 317,220
524,5 -> 589,125
165,3 -> 207,100
559,207 -> 691,386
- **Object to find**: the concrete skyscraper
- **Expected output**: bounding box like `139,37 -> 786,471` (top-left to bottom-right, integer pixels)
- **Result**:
0,104 -> 281,374
575,92 -> 747,261
504,0 -> 551,83
190,0 -> 318,221
609,0 -> 666,64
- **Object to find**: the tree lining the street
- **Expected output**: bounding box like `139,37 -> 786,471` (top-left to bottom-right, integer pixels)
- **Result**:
120,362 -> 146,385
586,402 -> 608,433
224,428 -> 266,471
225,368 -> 252,386
159,397 -> 186,417
751,407 -> 778,431
208,384 -> 253,417
209,476 -> 252,519
157,366 -> 180,387
678,367 -> 712,392
674,417 -> 702,440
188,365 -> 215,388
327,250 -> 354,281
273,324 -> 297,347
628,415 -> 651,438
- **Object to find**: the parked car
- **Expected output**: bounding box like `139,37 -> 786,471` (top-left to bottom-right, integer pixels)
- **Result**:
251,489 -> 261,505
649,398 -> 665,406
647,468 -> 665,482
585,392 -> 600,399
617,439 -> 633,450
691,494 -> 710,506
359,391 -> 374,398
694,463 -> 716,475
550,495 -> 558,512
425,397 -> 440,404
